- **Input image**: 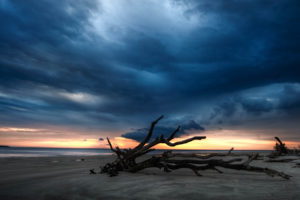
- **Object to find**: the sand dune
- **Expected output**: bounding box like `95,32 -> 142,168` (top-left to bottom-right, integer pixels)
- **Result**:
0,155 -> 300,200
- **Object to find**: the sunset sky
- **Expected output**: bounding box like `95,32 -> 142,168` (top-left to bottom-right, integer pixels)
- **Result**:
0,0 -> 299,150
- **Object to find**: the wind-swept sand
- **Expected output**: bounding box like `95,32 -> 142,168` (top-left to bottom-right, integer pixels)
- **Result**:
0,155 -> 300,200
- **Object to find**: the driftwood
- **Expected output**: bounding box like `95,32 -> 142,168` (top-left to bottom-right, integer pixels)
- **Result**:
98,116 -> 291,179
275,137 -> 289,154
266,158 -> 297,163
268,137 -> 300,158
173,147 -> 264,160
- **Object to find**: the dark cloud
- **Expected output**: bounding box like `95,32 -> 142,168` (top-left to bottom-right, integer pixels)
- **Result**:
122,120 -> 205,142
98,138 -> 104,141
206,83 -> 300,131
278,85 -> 300,111
0,0 -> 299,141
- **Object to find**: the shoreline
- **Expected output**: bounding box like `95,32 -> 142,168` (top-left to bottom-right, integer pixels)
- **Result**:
1,155 -> 300,200
0,147 -> 273,158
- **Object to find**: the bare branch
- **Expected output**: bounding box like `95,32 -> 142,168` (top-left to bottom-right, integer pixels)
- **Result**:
266,158 -> 297,163
242,153 -> 258,166
106,137 -> 117,153
167,126 -> 180,141
164,136 -> 206,146
98,116 -> 291,180
133,115 -> 164,151
227,147 -> 234,155
275,137 -> 284,146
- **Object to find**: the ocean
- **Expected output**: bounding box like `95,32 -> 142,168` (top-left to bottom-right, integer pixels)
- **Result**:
0,147 -> 272,158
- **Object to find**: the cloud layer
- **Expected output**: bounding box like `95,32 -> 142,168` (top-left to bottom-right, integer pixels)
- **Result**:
122,120 -> 205,142
0,0 -> 299,142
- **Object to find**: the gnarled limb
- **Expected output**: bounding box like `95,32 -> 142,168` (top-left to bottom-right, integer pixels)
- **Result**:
268,137 -> 300,158
163,148 -> 262,160
133,115 -> 164,151
266,158 -> 297,163
274,136 -> 288,154
164,136 -> 206,146
99,116 -> 291,179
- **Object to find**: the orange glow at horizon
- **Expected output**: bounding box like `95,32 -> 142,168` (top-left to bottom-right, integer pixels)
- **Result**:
2,135 -> 300,150
0,138 -> 103,148
1,126 -> 300,150
111,136 -> 300,150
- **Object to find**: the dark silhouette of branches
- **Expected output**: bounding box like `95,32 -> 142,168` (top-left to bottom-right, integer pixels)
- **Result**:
97,116 -> 291,179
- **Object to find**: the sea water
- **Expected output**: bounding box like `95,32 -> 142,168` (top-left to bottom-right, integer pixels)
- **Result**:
0,147 -> 271,158
0,147 -> 113,157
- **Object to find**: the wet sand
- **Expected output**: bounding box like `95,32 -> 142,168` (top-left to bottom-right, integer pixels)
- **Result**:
0,155 -> 300,200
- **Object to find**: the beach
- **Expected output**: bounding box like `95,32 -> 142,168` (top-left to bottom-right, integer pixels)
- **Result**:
0,155 -> 300,200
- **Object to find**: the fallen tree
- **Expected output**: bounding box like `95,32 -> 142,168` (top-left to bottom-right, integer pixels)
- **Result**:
268,137 -> 300,158
266,158 -> 298,163
274,137 -> 289,155
171,147 -> 264,160
97,116 -> 291,179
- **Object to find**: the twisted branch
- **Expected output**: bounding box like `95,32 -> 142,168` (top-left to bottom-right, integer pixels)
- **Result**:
98,116 -> 291,180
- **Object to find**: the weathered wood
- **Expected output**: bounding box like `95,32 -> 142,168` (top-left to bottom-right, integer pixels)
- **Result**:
228,147 -> 234,155
165,148 -> 263,160
274,136 -> 288,154
268,137 -> 300,158
266,158 -> 297,163
99,116 -> 291,179
89,169 -> 96,174
133,115 -> 164,151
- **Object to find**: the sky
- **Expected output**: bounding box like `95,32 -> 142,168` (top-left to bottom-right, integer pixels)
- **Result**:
0,0 -> 299,149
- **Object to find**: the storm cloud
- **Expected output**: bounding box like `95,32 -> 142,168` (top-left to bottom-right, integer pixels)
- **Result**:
122,120 -> 205,142
0,0 -> 299,141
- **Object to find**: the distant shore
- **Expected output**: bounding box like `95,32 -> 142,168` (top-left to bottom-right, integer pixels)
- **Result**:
0,155 -> 300,200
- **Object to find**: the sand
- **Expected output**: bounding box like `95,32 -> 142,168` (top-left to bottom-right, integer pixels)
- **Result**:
0,155 -> 300,200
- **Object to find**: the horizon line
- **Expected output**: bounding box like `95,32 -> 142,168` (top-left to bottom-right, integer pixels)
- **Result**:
1,146 -> 274,151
